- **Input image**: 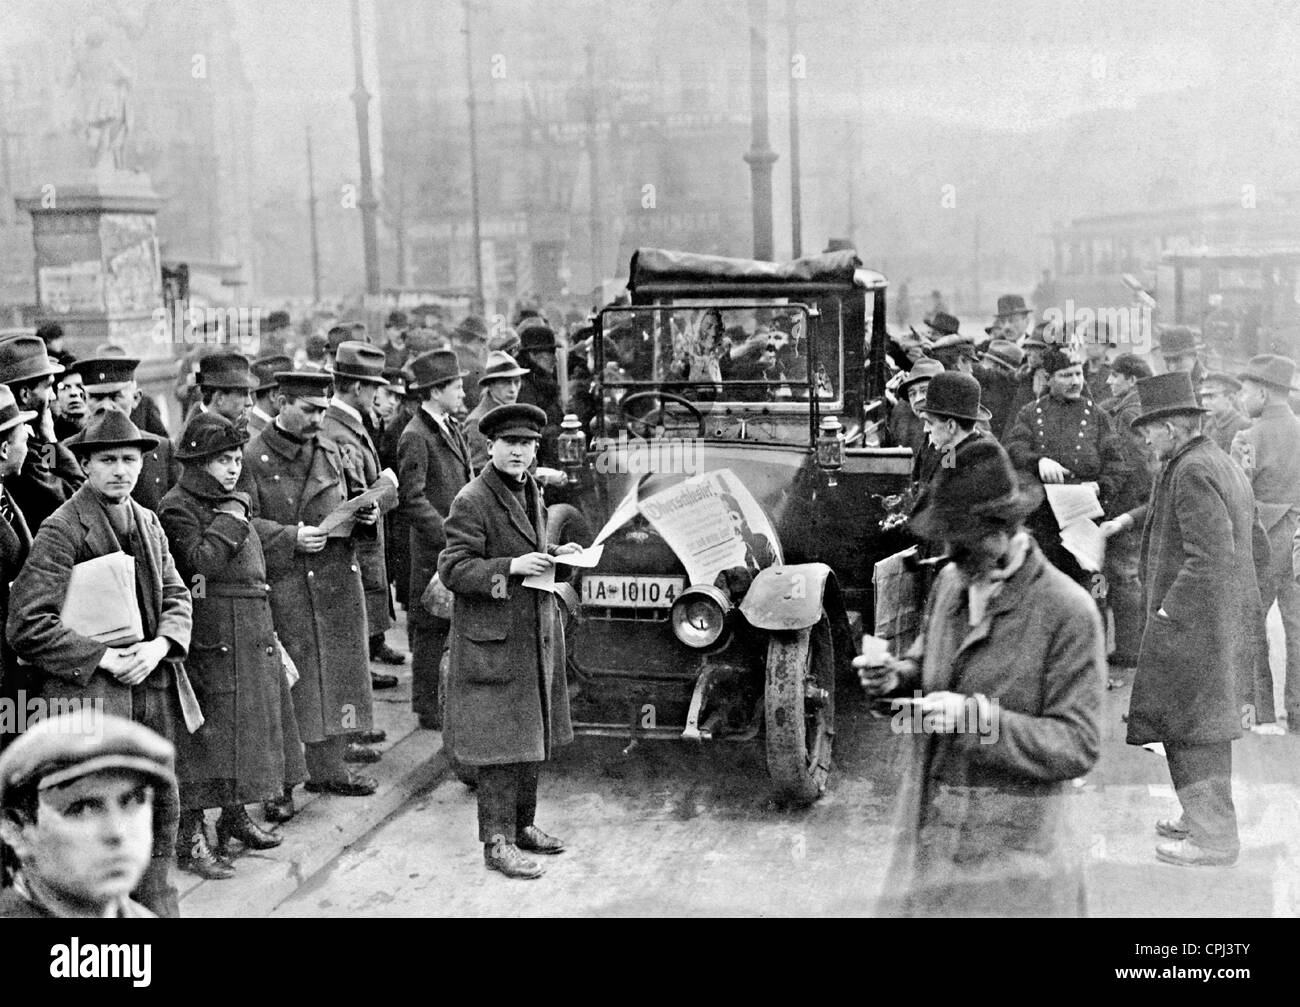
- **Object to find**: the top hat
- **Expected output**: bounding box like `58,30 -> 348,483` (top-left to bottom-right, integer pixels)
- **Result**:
65,409 -> 160,456
176,410 -> 249,461
0,711 -> 175,808
1198,369 -> 1242,392
519,325 -> 558,353
408,349 -> 469,391
996,294 -> 1030,317
71,356 -> 140,394
273,371 -> 333,409
332,341 -> 389,385
1153,325 -> 1203,357
0,384 -> 37,435
1237,354 -> 1296,393
897,357 -> 945,395
1130,372 -> 1208,429
926,313 -> 961,337
479,402 -> 547,441
197,353 -> 255,390
919,371 -> 982,422
909,438 -> 1042,540
250,354 -> 292,392
0,335 -> 64,386
478,350 -> 530,385
982,339 -> 1024,372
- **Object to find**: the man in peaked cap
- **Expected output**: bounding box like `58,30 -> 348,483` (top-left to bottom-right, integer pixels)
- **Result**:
0,712 -> 176,917
463,350 -> 530,471
195,352 -> 256,427
1197,371 -> 1250,453
247,354 -> 292,436
322,342 -> 405,694
238,371 -> 379,806
1231,354 -> 1300,733
70,356 -> 178,512
0,335 -> 83,532
1101,372 -> 1260,866
7,409 -> 193,915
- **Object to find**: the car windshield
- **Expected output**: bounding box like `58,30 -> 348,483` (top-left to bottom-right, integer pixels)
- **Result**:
595,303 -> 837,408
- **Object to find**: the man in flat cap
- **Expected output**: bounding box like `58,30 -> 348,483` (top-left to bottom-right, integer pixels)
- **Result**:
247,354 -> 291,436
240,372 -> 379,804
195,352 -> 256,428
0,335 -> 84,532
1198,371 -> 1250,453
0,712 -> 176,917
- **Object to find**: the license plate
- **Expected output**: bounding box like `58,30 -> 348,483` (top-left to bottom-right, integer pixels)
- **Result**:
581,575 -> 684,608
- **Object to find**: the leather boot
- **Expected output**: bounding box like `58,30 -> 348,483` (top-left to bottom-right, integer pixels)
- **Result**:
216,804 -> 283,852
483,835 -> 544,879
177,811 -> 235,880
262,786 -> 296,824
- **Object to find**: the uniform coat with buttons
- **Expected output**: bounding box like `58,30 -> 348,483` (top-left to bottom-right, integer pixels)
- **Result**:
238,424 -> 373,742
158,467 -> 307,808
321,402 -> 398,637
438,464 -> 573,766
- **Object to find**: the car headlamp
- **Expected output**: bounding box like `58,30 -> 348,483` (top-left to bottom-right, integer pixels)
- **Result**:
670,585 -> 732,649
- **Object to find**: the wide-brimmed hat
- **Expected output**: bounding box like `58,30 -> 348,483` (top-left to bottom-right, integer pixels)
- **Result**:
1130,372 -> 1209,429
250,354 -> 292,392
332,341 -> 389,385
197,352 -> 255,390
0,384 -> 37,435
0,334 -> 64,385
919,371 -> 982,422
1153,325 -> 1203,357
897,357 -> 945,396
71,356 -> 140,394
982,339 -> 1024,372
1198,369 -> 1241,392
909,439 -> 1042,540
408,349 -> 469,391
995,294 -> 1030,317
480,402 -> 547,441
1237,354 -> 1296,392
926,312 -> 961,337
478,350 -> 530,385
65,409 -> 160,456
273,371 -> 333,409
176,410 -> 249,461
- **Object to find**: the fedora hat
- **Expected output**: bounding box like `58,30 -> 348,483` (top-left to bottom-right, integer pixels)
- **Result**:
1198,369 -> 1241,392
0,334 -> 64,385
1153,325 -> 1203,356
909,438 -> 1042,541
1130,372 -> 1208,429
71,356 -> 140,394
982,339 -> 1024,372
408,349 -> 469,391
176,410 -> 249,461
897,357 -> 945,395
479,403 -> 547,441
926,312 -> 961,337
995,294 -> 1030,317
65,409 -> 160,456
1237,354 -> 1296,392
478,350 -> 530,385
332,341 -> 389,385
0,384 -> 37,435
919,371 -> 982,422
273,371 -> 333,409
197,352 -> 255,390
250,354 -> 292,392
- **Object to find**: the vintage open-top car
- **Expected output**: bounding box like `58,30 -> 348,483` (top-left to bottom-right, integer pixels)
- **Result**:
522,247 -> 917,805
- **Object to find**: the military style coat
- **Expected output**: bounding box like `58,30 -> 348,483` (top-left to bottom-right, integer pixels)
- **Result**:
438,464 -> 573,766
1126,435 -> 1261,745
158,467 -> 306,807
878,539 -> 1104,917
321,400 -> 398,637
397,408 -> 473,628
239,424 -> 373,742
1004,392 -> 1129,508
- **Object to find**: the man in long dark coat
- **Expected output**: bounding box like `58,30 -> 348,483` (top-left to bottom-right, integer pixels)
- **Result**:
0,385 -> 35,746
439,403 -> 580,880
239,371 -> 379,800
398,350 -> 473,729
1102,372 -> 1260,866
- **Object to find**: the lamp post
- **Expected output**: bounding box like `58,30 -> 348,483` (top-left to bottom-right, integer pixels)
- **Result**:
349,0 -> 381,296
744,0 -> 777,261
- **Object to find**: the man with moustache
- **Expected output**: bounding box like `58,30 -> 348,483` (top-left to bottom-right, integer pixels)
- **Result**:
464,350 -> 530,471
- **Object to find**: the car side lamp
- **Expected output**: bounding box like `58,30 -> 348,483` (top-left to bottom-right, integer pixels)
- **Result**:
558,413 -> 587,484
816,415 -> 845,486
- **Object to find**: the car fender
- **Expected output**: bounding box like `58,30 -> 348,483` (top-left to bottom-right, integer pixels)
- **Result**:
739,563 -> 837,631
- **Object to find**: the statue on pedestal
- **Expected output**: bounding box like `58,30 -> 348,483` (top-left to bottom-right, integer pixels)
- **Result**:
66,23 -> 134,171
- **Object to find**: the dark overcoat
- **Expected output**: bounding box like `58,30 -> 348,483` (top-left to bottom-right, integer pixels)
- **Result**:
879,539 -> 1104,917
0,486 -> 33,727
5,434 -> 84,531
397,408 -> 473,630
130,435 -> 180,512
1235,402 -> 1300,581
1127,435 -> 1260,745
379,401 -> 417,605
438,464 -> 573,766
321,401 -> 398,637
239,424 -> 373,742
158,467 -> 306,807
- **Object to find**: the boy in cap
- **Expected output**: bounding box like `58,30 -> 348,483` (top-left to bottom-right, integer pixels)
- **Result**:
0,712 -> 175,917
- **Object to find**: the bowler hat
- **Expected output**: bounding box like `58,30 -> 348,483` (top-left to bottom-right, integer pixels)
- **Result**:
897,357 -> 945,395
273,371 -> 333,409
0,384 -> 37,435
408,349 -> 469,391
197,352 -> 255,390
65,409 -> 160,456
176,410 -> 249,461
1154,325 -> 1203,356
250,354 -> 292,392
996,294 -> 1030,317
919,371 -> 982,422
479,402 -> 547,441
520,325 -> 558,353
927,312 -> 961,337
982,339 -> 1024,372
0,712 -> 175,809
909,439 -> 1042,541
71,356 -> 140,394
478,350 -> 530,385
1198,369 -> 1241,392
1237,354 -> 1296,392
0,335 -> 64,385
1130,372 -> 1208,429
332,341 -> 389,385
